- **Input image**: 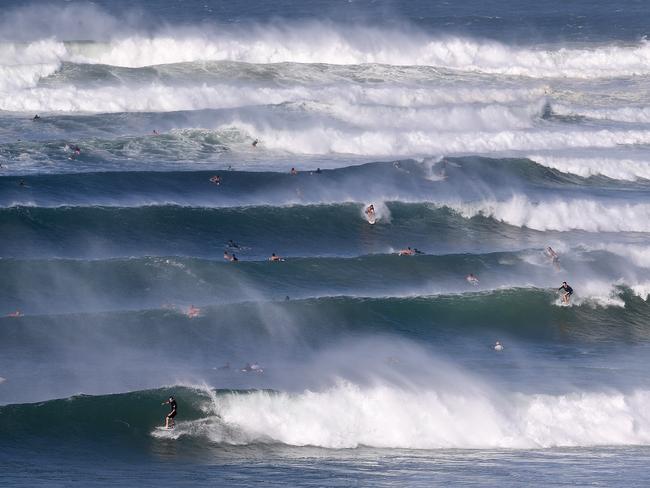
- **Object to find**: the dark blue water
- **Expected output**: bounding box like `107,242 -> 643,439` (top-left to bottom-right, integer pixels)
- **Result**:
2,0 -> 650,486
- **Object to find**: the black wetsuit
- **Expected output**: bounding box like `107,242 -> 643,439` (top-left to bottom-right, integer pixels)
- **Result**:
167,399 -> 177,418
559,284 -> 573,295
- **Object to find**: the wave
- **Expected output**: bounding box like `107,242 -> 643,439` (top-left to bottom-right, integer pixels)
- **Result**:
455,195 -> 650,232
3,286 -> 649,343
5,157 -> 639,207
4,198 -> 649,260
6,30 -> 650,79
552,103 -> 650,124
529,154 -> 650,182
16,123 -> 648,161
5,384 -> 650,449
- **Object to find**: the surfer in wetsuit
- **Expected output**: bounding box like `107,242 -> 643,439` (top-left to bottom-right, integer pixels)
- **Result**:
559,281 -> 573,304
162,396 -> 177,428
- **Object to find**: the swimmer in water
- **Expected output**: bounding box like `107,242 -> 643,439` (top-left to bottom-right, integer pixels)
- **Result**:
559,281 -> 573,304
290,167 -> 298,175
466,273 -> 480,286
269,253 -> 282,262
161,396 -> 177,429
398,247 -> 415,256
19,179 -> 26,187
494,341 -> 504,352
209,175 -> 221,185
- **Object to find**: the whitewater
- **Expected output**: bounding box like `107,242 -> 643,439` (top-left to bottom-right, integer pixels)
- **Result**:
2,1 -> 650,487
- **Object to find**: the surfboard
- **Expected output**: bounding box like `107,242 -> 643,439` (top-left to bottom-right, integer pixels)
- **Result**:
367,216 -> 376,225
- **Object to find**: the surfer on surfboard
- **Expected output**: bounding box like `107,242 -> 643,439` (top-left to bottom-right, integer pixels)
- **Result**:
365,204 -> 376,223
466,273 -> 480,286
559,281 -> 573,304
162,396 -> 177,429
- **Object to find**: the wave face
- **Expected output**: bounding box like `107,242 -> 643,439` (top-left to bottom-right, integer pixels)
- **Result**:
5,383 -> 650,450
3,4 -> 650,485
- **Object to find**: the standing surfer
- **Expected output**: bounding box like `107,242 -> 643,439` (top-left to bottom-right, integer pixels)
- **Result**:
559,281 -> 573,304
162,396 -> 177,429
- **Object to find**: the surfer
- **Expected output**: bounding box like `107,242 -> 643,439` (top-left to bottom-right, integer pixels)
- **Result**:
466,273 -> 480,286
152,129 -> 159,135
224,250 -> 233,261
162,396 -> 177,429
209,175 -> 221,185
494,341 -> 504,352
290,167 -> 298,175
365,204 -> 375,218
19,179 -> 26,187
32,114 -> 40,121
187,305 -> 200,318
7,310 -> 22,318
545,246 -> 560,268
252,139 -> 259,147
559,281 -> 573,304
398,247 -> 415,256
269,253 -> 283,262
315,168 -> 322,174
241,362 -> 264,373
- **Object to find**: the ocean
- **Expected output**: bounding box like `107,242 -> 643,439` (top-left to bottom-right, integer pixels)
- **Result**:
2,0 -> 650,486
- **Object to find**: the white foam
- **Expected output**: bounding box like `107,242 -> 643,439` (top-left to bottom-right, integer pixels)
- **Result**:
631,283 -> 650,301
7,31 -> 650,79
0,79 -> 543,115
176,382 -> 650,449
529,154 -> 650,181
454,195 -> 650,232
553,103 -> 650,124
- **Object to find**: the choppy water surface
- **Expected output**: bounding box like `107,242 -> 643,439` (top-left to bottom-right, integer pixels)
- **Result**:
2,1 -> 650,486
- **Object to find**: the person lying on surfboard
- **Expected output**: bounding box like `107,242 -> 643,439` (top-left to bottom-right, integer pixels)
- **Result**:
398,247 -> 416,256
